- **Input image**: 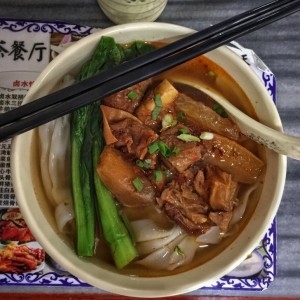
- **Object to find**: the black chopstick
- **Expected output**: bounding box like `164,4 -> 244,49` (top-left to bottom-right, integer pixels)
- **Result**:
0,0 -> 299,142
0,0 -> 293,129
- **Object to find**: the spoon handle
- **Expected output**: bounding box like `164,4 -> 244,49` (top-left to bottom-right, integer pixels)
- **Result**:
226,105 -> 300,160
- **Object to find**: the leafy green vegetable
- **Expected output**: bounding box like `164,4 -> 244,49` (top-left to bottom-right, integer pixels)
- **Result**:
72,36 -> 125,256
92,120 -> 137,269
122,40 -> 156,61
71,104 -> 96,256
71,36 -> 152,266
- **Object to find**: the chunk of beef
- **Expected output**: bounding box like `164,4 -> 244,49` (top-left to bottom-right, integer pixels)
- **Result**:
206,166 -> 239,212
110,118 -> 157,159
160,125 -> 202,173
209,211 -> 233,232
103,78 -> 152,113
157,181 -> 213,235
193,170 -> 208,201
168,146 -> 202,174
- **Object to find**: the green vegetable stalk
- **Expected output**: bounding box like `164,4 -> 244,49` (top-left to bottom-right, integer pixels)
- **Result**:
71,36 -> 153,265
71,36 -> 122,256
71,105 -> 95,256
92,117 -> 137,268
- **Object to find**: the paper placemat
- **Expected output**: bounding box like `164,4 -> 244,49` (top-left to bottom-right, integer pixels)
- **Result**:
0,19 -> 276,292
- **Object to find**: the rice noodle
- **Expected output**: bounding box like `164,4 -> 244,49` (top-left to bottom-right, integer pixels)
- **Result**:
48,115 -> 72,205
134,220 -> 200,271
196,226 -> 221,244
130,219 -> 175,242
168,235 -> 199,270
136,234 -> 186,270
38,75 -> 75,232
39,121 -> 56,206
230,183 -> 259,225
136,226 -> 182,256
55,201 -> 74,233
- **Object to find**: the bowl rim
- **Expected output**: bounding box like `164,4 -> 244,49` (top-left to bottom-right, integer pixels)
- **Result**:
11,22 -> 287,298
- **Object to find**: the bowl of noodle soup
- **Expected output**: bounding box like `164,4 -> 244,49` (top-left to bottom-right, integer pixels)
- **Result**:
11,23 -> 286,297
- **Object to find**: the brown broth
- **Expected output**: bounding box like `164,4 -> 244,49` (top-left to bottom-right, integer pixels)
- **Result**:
31,49 -> 265,277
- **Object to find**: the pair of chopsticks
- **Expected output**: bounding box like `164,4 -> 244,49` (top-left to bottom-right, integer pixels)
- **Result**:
0,0 -> 299,142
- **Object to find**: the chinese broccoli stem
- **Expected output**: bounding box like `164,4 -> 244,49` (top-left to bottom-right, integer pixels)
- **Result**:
71,37 -> 119,256
71,36 -> 155,263
71,103 -> 95,256
92,117 -> 137,269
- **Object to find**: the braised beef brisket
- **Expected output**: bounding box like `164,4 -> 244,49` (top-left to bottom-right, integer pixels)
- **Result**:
110,118 -> 157,159
103,78 -> 152,113
97,79 -> 260,238
157,166 -> 239,235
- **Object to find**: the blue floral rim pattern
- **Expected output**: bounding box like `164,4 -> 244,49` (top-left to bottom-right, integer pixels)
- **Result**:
0,18 -> 93,35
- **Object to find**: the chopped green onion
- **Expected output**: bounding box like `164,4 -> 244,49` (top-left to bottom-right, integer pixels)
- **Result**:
174,246 -> 184,255
151,107 -> 161,121
177,133 -> 200,142
136,159 -> 144,168
132,177 -> 144,192
158,141 -> 170,157
144,158 -> 152,167
127,90 -> 139,100
162,113 -> 177,129
154,93 -> 162,106
172,146 -> 180,155
199,132 -> 214,140
148,141 -> 159,154
154,170 -> 163,182
136,159 -> 151,169
178,127 -> 189,134
213,103 -> 228,117
177,111 -> 186,122
151,93 -> 162,120
159,141 -> 180,157
149,140 -> 179,158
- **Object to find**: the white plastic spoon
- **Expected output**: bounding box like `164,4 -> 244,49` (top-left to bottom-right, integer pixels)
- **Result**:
176,80 -> 300,160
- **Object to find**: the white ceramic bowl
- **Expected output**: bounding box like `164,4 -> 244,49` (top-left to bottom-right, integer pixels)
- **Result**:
11,23 -> 286,297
